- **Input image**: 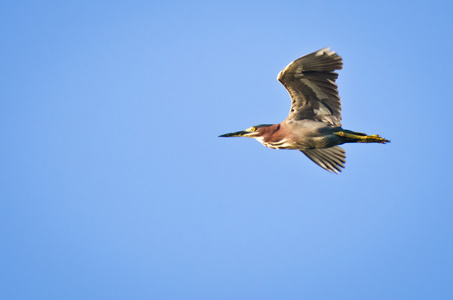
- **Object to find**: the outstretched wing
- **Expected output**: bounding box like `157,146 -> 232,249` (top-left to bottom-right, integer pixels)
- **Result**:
301,146 -> 346,174
277,47 -> 343,126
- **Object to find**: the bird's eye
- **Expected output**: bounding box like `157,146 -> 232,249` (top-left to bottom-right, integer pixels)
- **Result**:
250,127 -> 256,132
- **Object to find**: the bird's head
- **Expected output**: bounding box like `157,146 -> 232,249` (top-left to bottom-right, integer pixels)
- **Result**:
219,124 -> 274,139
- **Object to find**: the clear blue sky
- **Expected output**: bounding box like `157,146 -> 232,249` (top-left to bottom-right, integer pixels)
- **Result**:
1,0 -> 453,299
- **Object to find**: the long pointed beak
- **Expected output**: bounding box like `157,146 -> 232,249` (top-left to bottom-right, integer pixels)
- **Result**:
219,130 -> 248,137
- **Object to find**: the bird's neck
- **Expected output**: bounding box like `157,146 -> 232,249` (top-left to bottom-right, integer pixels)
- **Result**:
262,124 -> 281,142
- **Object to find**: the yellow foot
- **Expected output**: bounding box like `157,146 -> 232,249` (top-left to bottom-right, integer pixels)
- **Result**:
366,135 -> 390,144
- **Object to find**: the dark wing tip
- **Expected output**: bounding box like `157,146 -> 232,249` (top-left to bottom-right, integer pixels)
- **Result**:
277,47 -> 343,82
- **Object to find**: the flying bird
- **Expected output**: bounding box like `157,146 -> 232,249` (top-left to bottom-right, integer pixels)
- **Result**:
219,47 -> 389,173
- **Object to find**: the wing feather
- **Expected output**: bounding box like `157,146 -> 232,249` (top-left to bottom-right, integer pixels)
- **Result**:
278,48 -> 343,126
301,146 -> 346,174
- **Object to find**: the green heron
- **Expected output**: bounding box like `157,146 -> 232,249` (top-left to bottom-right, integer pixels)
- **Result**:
219,47 -> 389,174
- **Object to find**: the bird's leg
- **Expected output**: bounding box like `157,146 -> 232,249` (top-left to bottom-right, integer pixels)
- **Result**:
335,131 -> 390,144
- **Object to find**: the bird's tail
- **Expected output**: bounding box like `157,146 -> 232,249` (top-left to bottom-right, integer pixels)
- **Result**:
335,130 -> 390,144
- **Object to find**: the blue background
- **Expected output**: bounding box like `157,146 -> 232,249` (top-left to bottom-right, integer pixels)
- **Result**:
1,1 -> 453,299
